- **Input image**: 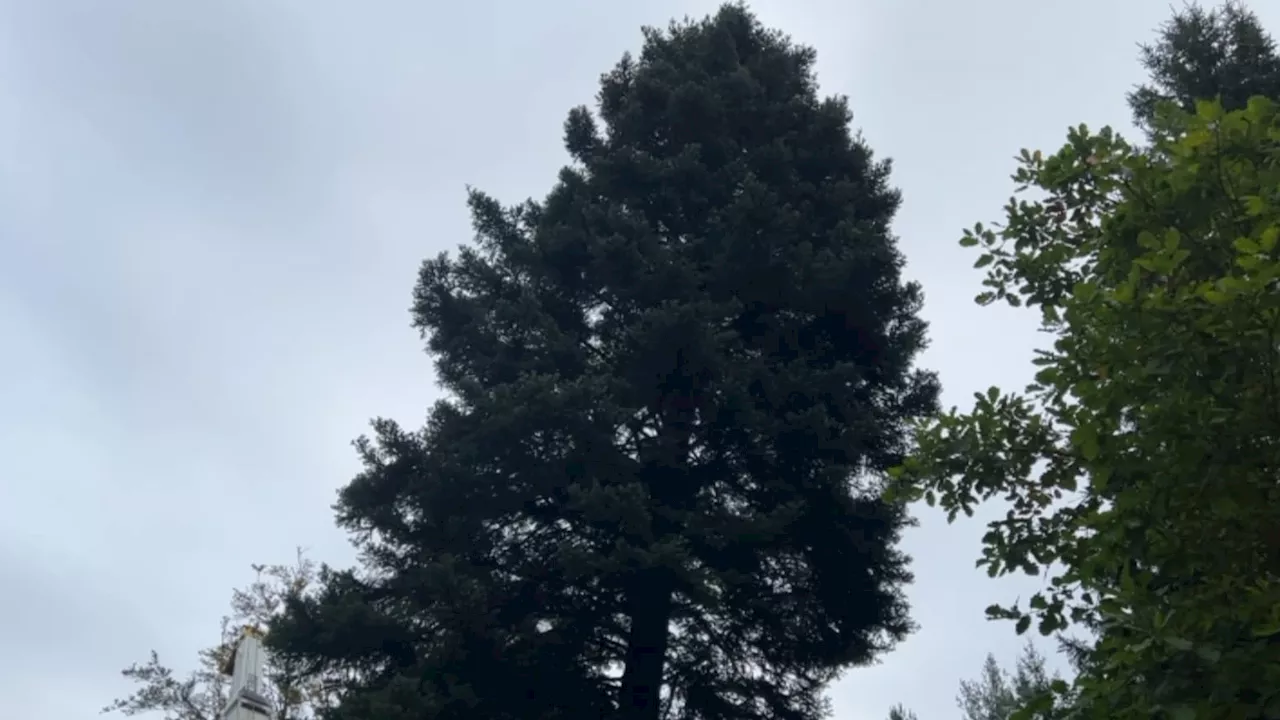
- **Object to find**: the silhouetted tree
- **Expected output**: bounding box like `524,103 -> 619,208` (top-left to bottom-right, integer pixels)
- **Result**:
1129,1 -> 1280,131
268,5 -> 938,720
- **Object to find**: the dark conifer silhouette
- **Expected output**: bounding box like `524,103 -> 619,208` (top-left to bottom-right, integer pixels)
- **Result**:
267,6 -> 939,720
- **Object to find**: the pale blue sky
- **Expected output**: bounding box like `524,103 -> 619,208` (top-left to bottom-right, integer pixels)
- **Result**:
2,1 -> 1275,718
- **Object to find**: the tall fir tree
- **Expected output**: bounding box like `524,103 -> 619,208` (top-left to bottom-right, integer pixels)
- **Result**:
267,5 -> 938,720
1129,1 -> 1280,131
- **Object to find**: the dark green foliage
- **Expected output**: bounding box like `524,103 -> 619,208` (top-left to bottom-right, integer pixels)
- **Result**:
267,5 -> 938,720
1129,1 -> 1280,130
892,92 -> 1280,720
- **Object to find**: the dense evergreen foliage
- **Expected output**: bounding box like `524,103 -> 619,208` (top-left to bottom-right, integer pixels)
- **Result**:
265,5 -> 938,720
1129,1 -> 1280,131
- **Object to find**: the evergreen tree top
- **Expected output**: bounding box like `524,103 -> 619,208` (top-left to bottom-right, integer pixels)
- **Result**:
1130,1 -> 1280,130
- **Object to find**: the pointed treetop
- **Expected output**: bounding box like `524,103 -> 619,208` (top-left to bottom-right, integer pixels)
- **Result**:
1129,1 -> 1280,130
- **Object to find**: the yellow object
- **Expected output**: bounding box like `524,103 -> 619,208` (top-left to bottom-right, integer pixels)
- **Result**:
220,626 -> 265,675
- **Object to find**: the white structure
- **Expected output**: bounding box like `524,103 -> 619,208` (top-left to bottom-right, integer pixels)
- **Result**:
220,626 -> 274,720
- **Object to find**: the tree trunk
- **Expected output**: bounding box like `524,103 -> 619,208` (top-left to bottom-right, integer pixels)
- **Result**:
618,392 -> 692,720
617,572 -> 674,720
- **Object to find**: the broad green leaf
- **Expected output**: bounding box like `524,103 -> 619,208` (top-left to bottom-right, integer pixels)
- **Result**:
1234,237 -> 1260,254
1071,425 -> 1100,461
1201,288 -> 1229,304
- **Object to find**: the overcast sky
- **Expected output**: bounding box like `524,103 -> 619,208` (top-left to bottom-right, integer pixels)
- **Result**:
3,1 -> 1277,718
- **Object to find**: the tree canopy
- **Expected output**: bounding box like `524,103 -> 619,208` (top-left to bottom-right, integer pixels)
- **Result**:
1129,1 -> 1280,132
956,644 -> 1059,720
266,5 -> 938,720
886,642 -> 1062,720
887,5 -> 1280,717
105,552 -> 328,720
893,89 -> 1280,720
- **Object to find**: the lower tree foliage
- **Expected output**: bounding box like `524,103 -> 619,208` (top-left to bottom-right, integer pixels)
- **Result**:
956,644 -> 1063,720
886,642 -> 1062,720
893,95 -> 1280,719
266,5 -> 938,720
104,551 -> 330,720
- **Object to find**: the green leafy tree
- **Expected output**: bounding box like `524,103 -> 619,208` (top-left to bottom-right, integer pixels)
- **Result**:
893,6 -> 1280,717
892,94 -> 1280,719
1129,1 -> 1280,132
1059,0 -> 1280,692
104,551 -> 331,720
266,5 -> 939,720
